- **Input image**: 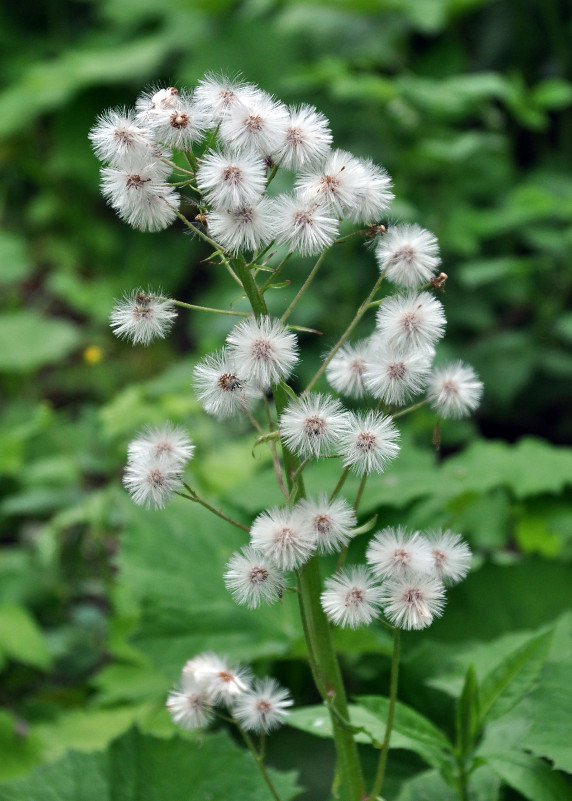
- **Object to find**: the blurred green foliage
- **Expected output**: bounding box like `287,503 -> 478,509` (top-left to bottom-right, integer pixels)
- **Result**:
1,0 -> 572,798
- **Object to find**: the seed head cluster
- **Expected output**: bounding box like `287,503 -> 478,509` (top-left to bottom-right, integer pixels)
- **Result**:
95,74 -> 484,737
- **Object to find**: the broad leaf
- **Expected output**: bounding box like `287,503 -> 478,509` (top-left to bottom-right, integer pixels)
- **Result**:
484,751 -> 572,801
0,312 -> 81,372
455,665 -> 479,757
0,604 -> 51,671
0,728 -> 301,801
288,697 -> 451,769
479,630 -> 552,724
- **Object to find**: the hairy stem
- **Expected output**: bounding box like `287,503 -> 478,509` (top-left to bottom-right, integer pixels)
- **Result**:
180,484 -> 249,532
237,724 -> 284,801
280,247 -> 330,324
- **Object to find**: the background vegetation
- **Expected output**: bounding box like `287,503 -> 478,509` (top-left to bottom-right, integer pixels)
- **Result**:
1,0 -> 571,798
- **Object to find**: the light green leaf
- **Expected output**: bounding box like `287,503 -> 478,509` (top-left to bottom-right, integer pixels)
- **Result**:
484,751 -> 572,801
0,604 -> 51,670
0,311 -> 81,372
455,665 -> 479,757
479,630 -> 552,724
0,728 -> 301,801
0,712 -> 43,781
0,233 -> 33,286
288,697 -> 451,769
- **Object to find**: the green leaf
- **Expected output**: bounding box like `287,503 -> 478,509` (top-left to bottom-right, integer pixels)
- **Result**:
0,312 -> 81,372
479,630 -> 552,724
484,751 -> 572,801
396,764 -> 501,801
0,604 -> 51,671
117,499 -> 300,676
0,728 -> 301,801
288,697 -> 452,769
0,712 -> 43,781
455,665 -> 479,757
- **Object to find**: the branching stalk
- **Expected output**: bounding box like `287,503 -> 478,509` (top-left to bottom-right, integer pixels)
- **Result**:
368,628 -> 400,800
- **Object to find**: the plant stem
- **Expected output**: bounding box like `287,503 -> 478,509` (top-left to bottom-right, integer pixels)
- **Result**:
232,255 -> 365,801
330,466 -> 351,501
260,253 -> 292,292
280,247 -> 330,323
181,484 -> 249,532
391,398 -> 429,419
336,473 -> 368,572
237,724 -> 284,801
169,299 -> 249,317
304,271 -> 386,394
368,628 -> 400,800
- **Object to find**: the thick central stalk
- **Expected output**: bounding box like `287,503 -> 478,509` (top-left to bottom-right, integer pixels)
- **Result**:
232,257 -> 365,801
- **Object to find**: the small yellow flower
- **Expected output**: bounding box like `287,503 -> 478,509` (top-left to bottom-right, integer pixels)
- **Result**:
83,345 -> 103,364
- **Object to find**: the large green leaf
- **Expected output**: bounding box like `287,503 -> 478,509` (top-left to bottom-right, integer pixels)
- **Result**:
484,751 -> 572,801
117,498 -> 300,677
287,697 -> 452,769
0,728 -> 301,801
478,629 -> 552,724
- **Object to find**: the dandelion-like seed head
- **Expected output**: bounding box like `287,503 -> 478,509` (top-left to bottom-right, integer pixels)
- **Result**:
127,423 -> 194,469
193,349 -> 260,419
375,292 -> 446,355
110,289 -> 177,346
427,361 -> 483,419
226,316 -> 298,390
166,672 -> 213,731
274,104 -> 333,170
364,345 -> 433,406
381,574 -> 446,630
377,224 -> 441,287
272,194 -> 339,256
219,92 -> 289,155
232,677 -> 293,734
296,495 -> 356,554
89,108 -> 155,167
279,393 -> 349,459
366,526 -> 433,579
250,506 -> 316,570
122,456 -> 182,509
224,546 -> 284,608
321,566 -> 383,628
426,529 -> 472,585
207,198 -> 276,254
183,652 -> 251,705
196,150 -> 266,209
295,149 -> 363,217
338,410 -> 400,475
326,340 -> 373,399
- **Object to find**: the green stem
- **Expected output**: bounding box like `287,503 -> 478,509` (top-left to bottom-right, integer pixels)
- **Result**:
169,299 -> 249,317
280,247 -> 330,323
330,466 -> 351,502
391,399 -> 429,419
181,484 -> 249,532
368,628 -> 400,800
336,473 -> 368,573
266,163 -> 279,187
237,724 -> 284,801
260,253 -> 292,292
232,257 -> 365,801
304,271 -> 386,394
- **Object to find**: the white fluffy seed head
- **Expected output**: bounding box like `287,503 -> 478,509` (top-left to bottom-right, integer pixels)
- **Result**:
296,494 -> 357,554
375,292 -> 446,355
89,108 -> 155,167
100,165 -> 179,232
122,456 -> 182,509
271,194 -> 339,256
274,104 -> 333,170
224,546 -> 284,608
127,423 -> 194,470
426,529 -> 472,585
249,506 -> 316,570
193,73 -> 259,125
321,566 -> 383,629
219,91 -> 289,155
364,346 -> 433,406
326,340 -> 373,399
347,158 -> 394,224
207,198 -> 276,254
338,410 -> 400,476
110,289 -> 177,346
166,672 -> 213,731
225,316 -> 299,390
232,677 -> 293,734
192,349 -> 261,419
377,225 -> 441,288
196,150 -> 267,209
366,527 -> 433,580
279,393 -> 349,459
380,574 -> 446,630
135,86 -> 181,118
427,361 -> 483,419
145,91 -> 208,150
295,149 -> 364,217
183,652 -> 252,705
